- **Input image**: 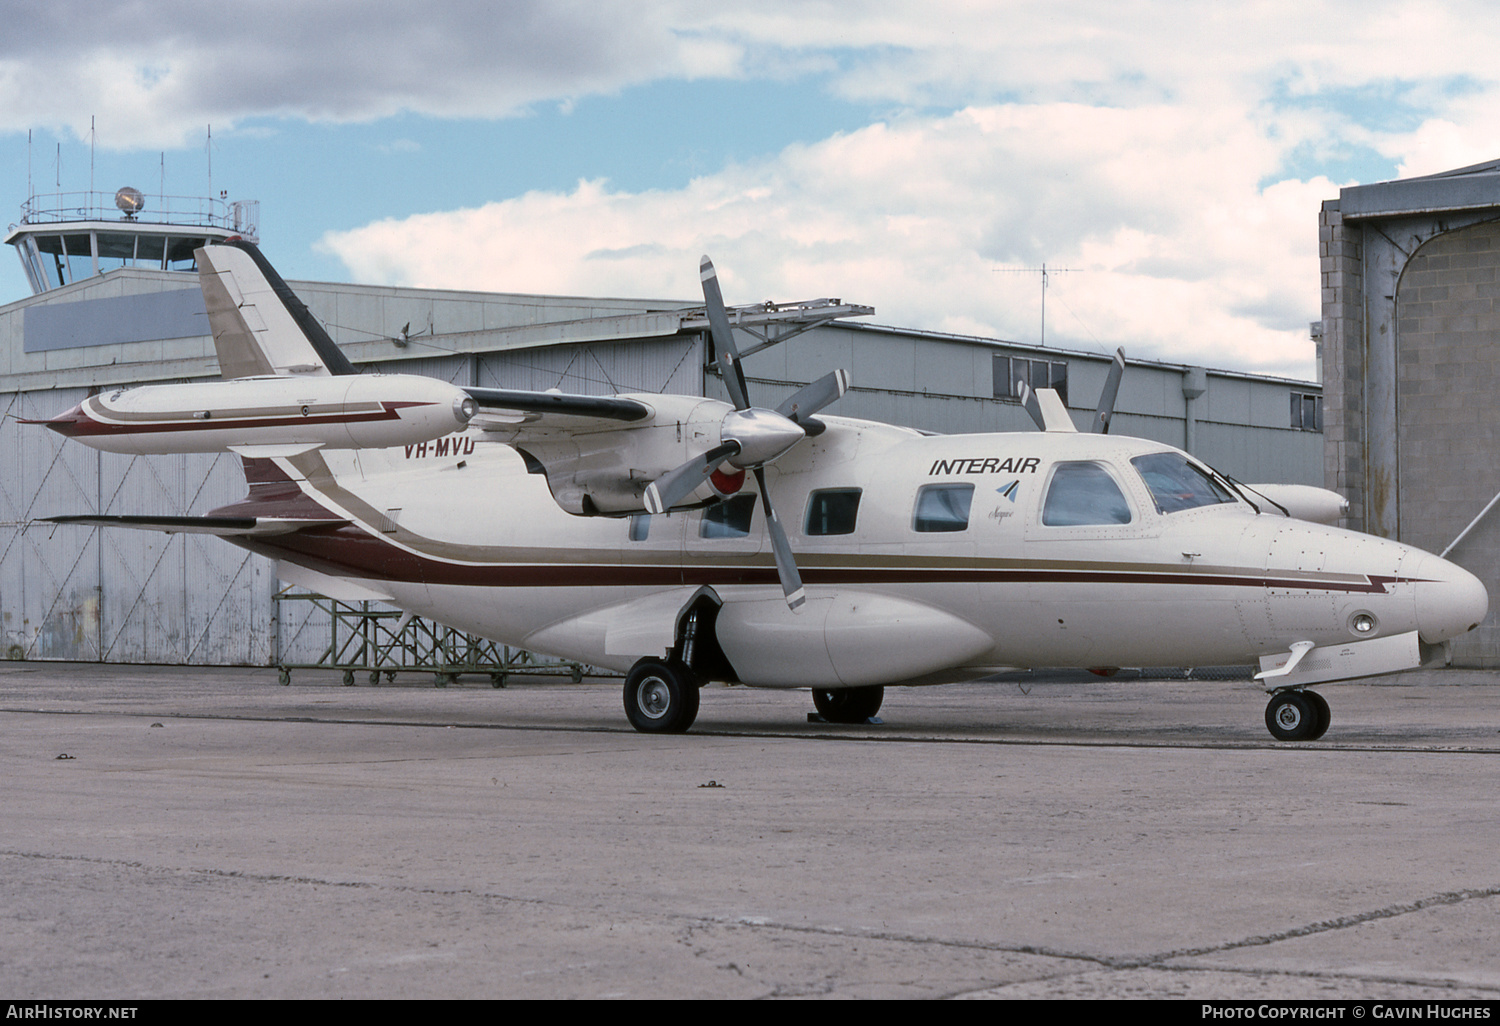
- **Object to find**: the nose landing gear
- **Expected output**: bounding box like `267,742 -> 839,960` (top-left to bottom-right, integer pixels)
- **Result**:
1265,688 -> 1330,742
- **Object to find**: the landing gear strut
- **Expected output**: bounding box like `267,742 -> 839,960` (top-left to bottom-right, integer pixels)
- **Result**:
811,685 -> 885,724
1265,688 -> 1330,742
623,657 -> 700,733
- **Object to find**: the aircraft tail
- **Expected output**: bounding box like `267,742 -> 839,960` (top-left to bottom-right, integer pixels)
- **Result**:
196,239 -> 357,380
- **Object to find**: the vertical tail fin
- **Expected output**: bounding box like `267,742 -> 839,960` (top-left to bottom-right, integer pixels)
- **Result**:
196,239 -> 357,380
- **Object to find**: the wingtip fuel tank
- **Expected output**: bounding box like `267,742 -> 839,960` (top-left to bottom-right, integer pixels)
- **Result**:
40,374 -> 477,455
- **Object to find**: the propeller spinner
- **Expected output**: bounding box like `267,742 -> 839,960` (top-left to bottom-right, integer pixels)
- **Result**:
642,256 -> 848,610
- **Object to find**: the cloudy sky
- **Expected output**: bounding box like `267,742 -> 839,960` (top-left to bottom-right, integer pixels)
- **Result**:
3,1 -> 1498,381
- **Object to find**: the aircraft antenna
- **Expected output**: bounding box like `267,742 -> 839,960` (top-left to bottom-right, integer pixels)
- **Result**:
993,262 -> 1077,346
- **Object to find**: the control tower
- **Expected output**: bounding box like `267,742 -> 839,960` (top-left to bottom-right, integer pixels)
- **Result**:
4,187 -> 258,294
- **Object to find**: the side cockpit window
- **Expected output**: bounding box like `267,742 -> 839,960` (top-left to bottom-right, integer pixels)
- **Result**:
1130,452 -> 1236,514
914,483 -> 975,533
1041,462 -> 1133,526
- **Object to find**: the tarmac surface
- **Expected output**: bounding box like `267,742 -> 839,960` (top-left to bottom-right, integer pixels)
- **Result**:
1,660 -> 1498,1000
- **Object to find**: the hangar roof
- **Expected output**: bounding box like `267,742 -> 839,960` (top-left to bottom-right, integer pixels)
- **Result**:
1340,157 -> 1500,221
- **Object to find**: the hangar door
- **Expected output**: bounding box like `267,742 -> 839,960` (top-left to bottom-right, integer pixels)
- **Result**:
0,387 -> 275,664
1395,220 -> 1500,665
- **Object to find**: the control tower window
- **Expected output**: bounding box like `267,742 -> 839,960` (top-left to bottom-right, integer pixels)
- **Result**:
28,235 -> 66,289
135,234 -> 165,270
96,233 -> 138,272
62,233 -> 93,283
165,237 -> 201,272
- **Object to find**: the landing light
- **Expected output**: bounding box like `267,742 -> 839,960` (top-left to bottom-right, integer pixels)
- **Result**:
1350,611 -> 1378,636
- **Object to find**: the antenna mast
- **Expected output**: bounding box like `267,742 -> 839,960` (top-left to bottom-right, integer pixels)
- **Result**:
993,262 -> 1076,346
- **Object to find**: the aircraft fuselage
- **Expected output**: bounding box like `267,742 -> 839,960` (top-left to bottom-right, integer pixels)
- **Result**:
227,414 -> 1485,692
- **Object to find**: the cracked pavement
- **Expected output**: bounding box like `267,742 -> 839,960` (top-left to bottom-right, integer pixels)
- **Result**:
2,663 -> 1498,999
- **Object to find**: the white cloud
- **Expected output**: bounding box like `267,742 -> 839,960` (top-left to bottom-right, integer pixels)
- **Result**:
11,0 -> 1500,382
0,1 -> 736,148
321,101 -> 1335,378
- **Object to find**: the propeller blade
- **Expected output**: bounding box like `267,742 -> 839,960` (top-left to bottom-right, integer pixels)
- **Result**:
1017,381 -> 1047,431
775,369 -> 849,426
643,441 -> 741,515
700,255 -> 751,411
752,467 -> 806,611
1092,347 -> 1126,433
1017,382 -> 1077,433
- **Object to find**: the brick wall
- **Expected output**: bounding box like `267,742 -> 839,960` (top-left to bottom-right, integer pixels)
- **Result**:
1395,220 -> 1500,664
1319,200 -> 1365,533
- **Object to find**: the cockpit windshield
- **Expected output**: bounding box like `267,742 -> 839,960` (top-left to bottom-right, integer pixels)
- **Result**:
1130,452 -> 1237,514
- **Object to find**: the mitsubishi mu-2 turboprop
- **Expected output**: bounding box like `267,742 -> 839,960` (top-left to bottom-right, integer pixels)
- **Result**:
36,239 -> 1488,741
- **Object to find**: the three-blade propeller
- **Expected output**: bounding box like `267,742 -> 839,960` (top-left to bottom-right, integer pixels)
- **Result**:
1019,346 -> 1125,433
643,255 -> 848,610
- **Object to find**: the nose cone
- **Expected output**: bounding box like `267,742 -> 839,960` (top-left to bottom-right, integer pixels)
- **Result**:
1412,552 -> 1489,644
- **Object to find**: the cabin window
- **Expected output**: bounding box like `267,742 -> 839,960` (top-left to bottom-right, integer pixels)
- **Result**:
700,494 -> 757,539
913,483 -> 974,533
1129,452 -> 1235,514
1041,462 -> 1133,526
804,489 -> 862,536
628,514 -> 651,541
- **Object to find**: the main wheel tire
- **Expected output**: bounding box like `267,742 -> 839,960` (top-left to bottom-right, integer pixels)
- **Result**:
1304,690 -> 1331,741
1265,690 -> 1319,742
811,685 -> 884,724
623,658 -> 700,733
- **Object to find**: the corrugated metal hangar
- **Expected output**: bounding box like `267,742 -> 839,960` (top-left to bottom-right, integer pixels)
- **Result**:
1322,158 -> 1500,666
0,187 -> 1324,668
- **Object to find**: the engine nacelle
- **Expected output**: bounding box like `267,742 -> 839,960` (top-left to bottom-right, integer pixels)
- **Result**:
1243,483 -> 1349,526
38,374 -> 476,455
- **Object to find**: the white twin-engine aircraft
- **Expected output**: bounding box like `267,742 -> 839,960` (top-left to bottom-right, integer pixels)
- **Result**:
37,240 -> 1487,741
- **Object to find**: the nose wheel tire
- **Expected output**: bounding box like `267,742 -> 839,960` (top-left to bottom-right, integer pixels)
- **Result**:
811,685 -> 885,724
1265,689 -> 1330,742
623,658 -> 700,733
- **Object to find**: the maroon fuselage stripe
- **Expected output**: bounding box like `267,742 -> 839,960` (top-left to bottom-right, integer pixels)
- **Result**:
238,526 -> 1419,594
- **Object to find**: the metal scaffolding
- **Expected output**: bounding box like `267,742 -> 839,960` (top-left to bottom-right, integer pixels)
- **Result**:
272,589 -> 597,687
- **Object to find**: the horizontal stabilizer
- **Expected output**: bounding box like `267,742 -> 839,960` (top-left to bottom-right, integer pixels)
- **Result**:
44,514 -> 347,537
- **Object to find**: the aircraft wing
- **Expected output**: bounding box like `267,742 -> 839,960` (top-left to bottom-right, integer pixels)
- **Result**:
42,515 -> 349,537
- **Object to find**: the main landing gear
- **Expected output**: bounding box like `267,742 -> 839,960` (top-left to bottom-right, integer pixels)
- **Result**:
623,657 -> 700,733
811,685 -> 885,724
1264,688 -> 1331,742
